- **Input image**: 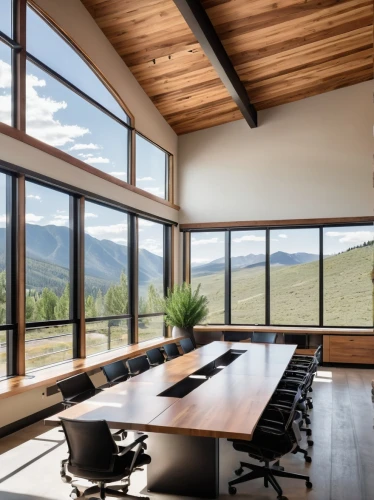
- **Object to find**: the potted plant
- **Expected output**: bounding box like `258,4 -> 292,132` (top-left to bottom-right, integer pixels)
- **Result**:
164,282 -> 209,347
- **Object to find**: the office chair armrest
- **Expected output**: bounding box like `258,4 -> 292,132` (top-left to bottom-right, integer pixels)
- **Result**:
256,424 -> 286,436
275,388 -> 298,396
284,370 -> 307,377
116,434 -> 148,457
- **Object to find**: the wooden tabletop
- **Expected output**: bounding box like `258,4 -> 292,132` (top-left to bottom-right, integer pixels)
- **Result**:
45,342 -> 296,440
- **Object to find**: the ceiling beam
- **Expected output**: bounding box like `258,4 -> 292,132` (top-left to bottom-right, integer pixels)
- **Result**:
173,0 -> 257,128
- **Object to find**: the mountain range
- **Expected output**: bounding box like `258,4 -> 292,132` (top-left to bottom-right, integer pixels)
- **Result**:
191,251 -> 319,277
0,224 -> 163,295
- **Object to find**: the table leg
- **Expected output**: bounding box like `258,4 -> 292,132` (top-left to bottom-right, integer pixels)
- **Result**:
147,432 -> 219,498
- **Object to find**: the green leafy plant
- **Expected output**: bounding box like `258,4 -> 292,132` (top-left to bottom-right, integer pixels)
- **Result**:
164,283 -> 209,328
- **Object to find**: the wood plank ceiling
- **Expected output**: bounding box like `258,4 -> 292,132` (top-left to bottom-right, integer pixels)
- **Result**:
81,0 -> 373,135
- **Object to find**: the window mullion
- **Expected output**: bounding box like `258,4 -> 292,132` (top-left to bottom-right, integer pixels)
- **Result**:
14,0 -> 26,131
16,174 -> 26,375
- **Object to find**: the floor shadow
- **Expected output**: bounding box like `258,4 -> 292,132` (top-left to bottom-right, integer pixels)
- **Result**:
0,493 -> 58,500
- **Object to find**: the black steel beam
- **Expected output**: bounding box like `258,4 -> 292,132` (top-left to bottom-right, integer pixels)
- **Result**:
173,0 -> 257,128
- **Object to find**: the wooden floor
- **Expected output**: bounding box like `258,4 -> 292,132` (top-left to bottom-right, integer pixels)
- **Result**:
0,366 -> 373,500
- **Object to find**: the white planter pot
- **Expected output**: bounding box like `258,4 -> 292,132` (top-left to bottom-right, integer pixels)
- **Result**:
172,326 -> 196,347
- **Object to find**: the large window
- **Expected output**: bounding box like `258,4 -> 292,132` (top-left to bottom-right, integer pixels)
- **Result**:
138,219 -> 166,341
190,232 -> 225,324
323,226 -> 373,326
26,5 -> 131,182
84,202 -> 130,355
0,173 -> 8,378
25,181 -> 74,371
231,230 -> 266,325
0,1 -> 14,127
0,171 -> 15,379
136,134 -> 168,200
270,228 -> 319,325
186,223 -> 373,328
0,1 -> 13,39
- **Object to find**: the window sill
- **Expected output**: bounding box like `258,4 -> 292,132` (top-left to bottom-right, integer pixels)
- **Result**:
194,325 -> 374,335
0,336 -> 182,400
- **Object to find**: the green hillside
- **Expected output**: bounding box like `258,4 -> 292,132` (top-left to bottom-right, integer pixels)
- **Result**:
193,245 -> 373,326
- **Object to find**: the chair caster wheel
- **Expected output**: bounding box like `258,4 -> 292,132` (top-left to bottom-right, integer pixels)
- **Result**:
306,481 -> 313,489
305,456 -> 312,463
229,486 -> 237,495
61,475 -> 72,483
305,418 -> 311,425
234,467 -> 244,476
306,429 -> 312,436
70,487 -> 80,499
308,440 -> 314,446
308,403 -> 314,410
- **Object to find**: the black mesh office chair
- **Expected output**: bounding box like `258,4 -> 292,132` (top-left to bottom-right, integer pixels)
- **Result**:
127,355 -> 150,377
179,338 -> 195,354
60,418 -> 151,499
228,389 -> 312,499
146,348 -> 165,367
163,342 -> 181,361
252,332 -> 277,344
102,360 -> 129,386
57,372 -> 102,409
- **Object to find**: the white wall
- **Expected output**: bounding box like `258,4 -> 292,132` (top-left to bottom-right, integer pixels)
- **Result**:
178,82 -> 373,224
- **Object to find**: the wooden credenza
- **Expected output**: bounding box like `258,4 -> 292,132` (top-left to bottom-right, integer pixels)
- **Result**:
323,335 -> 374,364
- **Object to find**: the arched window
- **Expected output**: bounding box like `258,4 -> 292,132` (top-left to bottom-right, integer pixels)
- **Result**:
25,4 -> 131,182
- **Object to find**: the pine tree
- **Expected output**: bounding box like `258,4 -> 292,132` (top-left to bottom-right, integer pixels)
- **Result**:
104,272 -> 128,315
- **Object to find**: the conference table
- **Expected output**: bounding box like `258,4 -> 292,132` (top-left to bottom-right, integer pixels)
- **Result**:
45,341 -> 297,498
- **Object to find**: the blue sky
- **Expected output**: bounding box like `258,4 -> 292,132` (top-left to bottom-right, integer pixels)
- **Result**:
0,5 -> 167,198
0,1 -> 12,39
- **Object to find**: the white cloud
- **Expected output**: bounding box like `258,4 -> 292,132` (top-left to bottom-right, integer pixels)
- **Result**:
139,238 -> 163,256
112,238 -> 127,245
279,234 -> 288,239
26,70 -> 90,147
138,219 -> 155,228
191,258 -> 210,265
69,143 -> 101,151
49,218 -> 68,227
137,177 -> 155,182
1,60 -> 90,145
56,210 -> 66,214
0,214 -> 5,228
325,231 -> 374,245
109,171 -> 127,178
232,235 -> 265,243
84,156 -> 110,165
78,153 -> 94,159
54,215 -> 69,220
26,213 -> 44,223
191,237 -> 219,246
85,223 -> 128,241
26,194 -> 42,202
85,212 -> 98,219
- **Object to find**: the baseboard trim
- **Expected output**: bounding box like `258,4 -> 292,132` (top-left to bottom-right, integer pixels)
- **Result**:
0,402 -> 63,439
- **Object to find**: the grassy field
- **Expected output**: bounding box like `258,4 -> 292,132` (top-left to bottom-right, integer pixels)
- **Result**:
192,245 -> 373,326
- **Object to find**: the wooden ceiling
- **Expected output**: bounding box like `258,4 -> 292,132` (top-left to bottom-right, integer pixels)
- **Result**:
81,0 -> 373,135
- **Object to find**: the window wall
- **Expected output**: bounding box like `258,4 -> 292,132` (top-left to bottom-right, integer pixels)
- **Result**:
186,224 -> 373,327
0,0 -> 15,127
190,232 -> 225,324
84,202 -> 130,355
231,230 -> 266,325
138,219 -> 166,342
25,181 -> 74,371
270,228 -> 319,325
323,226 -> 373,326
0,170 -> 15,379
136,134 -> 169,200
